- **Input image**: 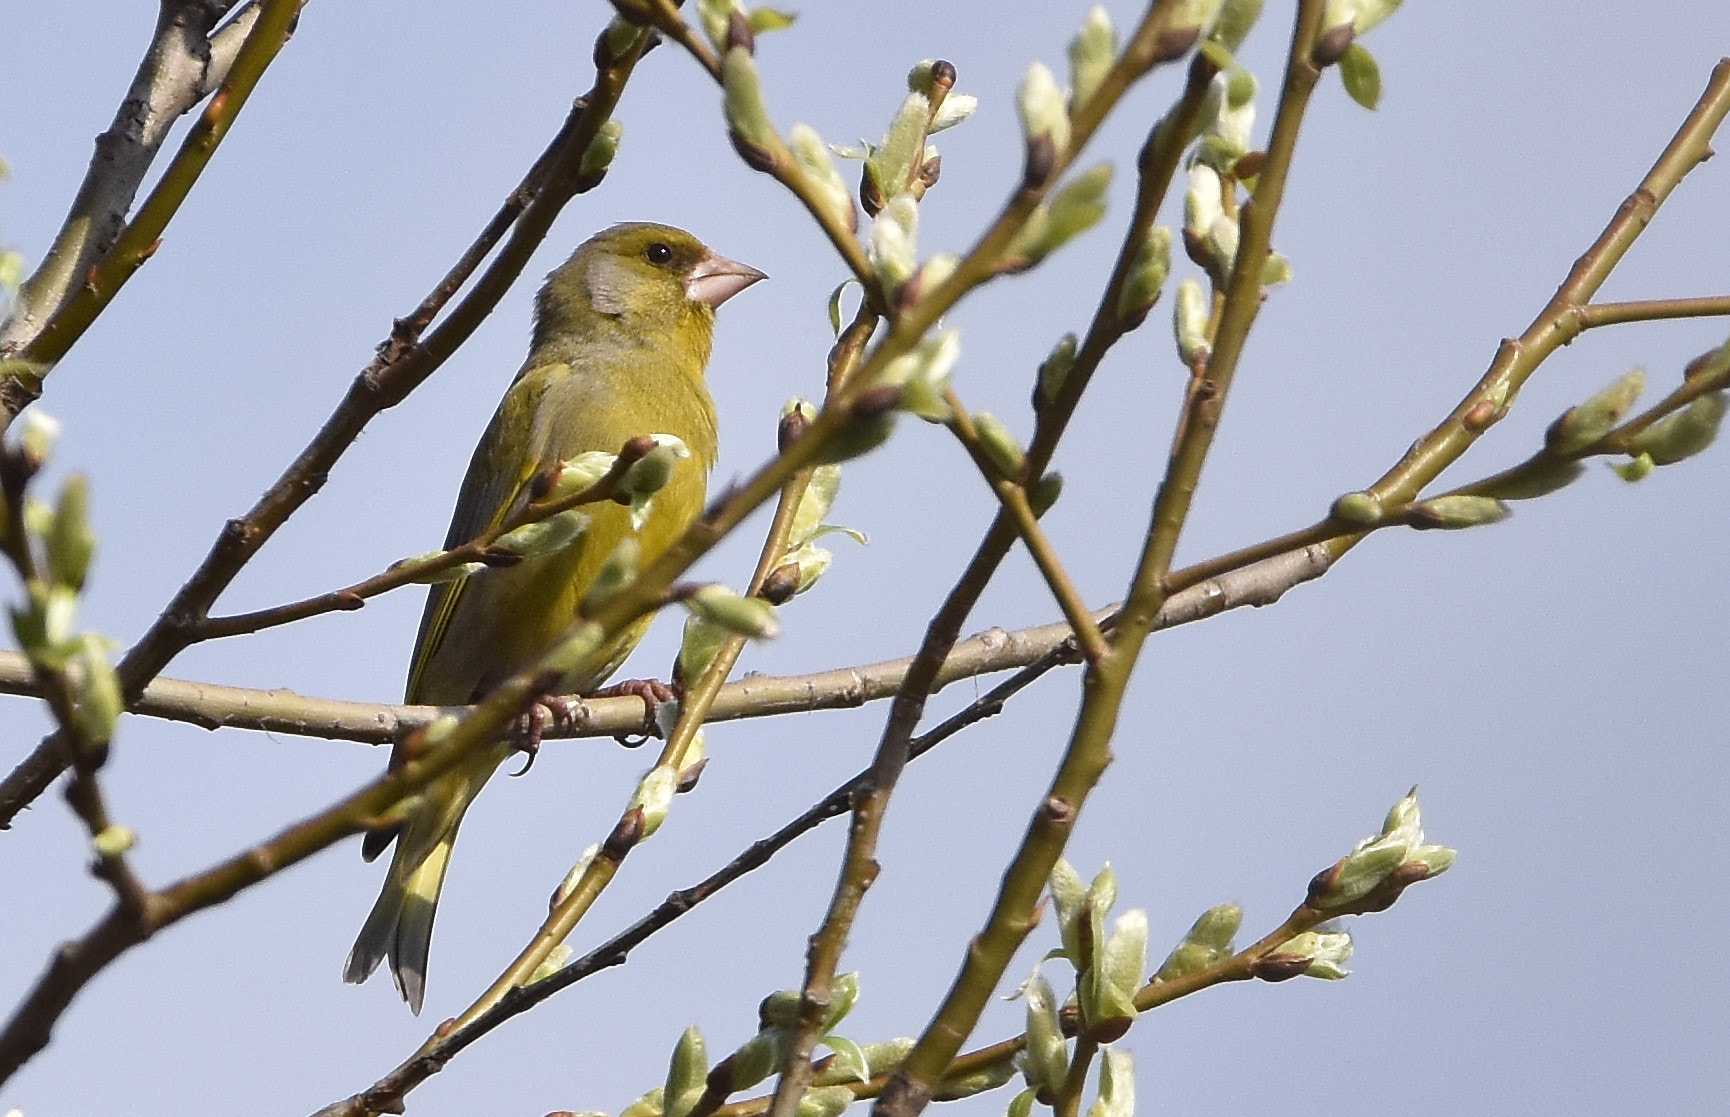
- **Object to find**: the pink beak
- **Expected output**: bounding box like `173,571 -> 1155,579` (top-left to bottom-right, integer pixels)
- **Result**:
686,252 -> 767,308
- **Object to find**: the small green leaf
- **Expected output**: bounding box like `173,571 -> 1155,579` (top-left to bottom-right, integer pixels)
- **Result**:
1339,42 -> 1381,110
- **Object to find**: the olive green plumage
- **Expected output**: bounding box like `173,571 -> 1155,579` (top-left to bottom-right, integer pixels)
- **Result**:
345,223 -> 763,1013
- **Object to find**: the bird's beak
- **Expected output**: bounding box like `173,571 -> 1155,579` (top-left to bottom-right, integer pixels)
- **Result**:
687,252 -> 767,309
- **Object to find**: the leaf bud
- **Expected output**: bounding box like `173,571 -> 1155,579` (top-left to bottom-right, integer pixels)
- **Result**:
695,0 -> 734,47
577,120 -> 625,188
1330,489 -> 1382,525
685,584 -> 781,640
1154,902 -> 1243,981
933,1057 -> 1017,1101
1049,858 -> 1087,964
1007,1087 -> 1036,1117
665,1025 -> 710,1117
748,8 -> 797,35
780,398 -> 818,452
1083,908 -> 1147,1040
1020,973 -> 1068,1092
1546,368 -> 1646,455
1475,458 -> 1585,501
495,509 -> 591,557
1627,391 -> 1726,465
723,48 -> 782,172
16,409 -> 58,471
677,614 -> 728,686
46,474 -> 96,592
759,987 -> 802,1028
864,93 -> 931,213
629,763 -> 678,838
781,541 -> 833,595
795,1086 -> 856,1117
1611,452 -> 1654,482
1085,1047 -> 1135,1117
972,412 -> 1026,480
1405,494 -> 1510,530
581,536 -> 640,614
858,1038 -> 915,1079
70,638 -> 123,745
620,1088 -> 666,1117
1029,472 -> 1064,518
867,194 -> 920,291
814,1034 -> 870,1086
1115,226 -> 1172,327
1310,787 -> 1440,908
1017,62 -> 1070,178
790,123 -> 857,232
824,971 -> 861,1031
1198,69 -> 1257,169
1169,0 -> 1227,38
92,824 -> 135,859
1274,928 -> 1354,980
879,329 -> 961,423
1003,163 -> 1113,271
551,842 -> 601,908
1339,43 -> 1381,110
1035,333 -> 1078,408
1174,277 -> 1211,365
529,943 -> 574,984
1210,0 -> 1265,50
815,409 -> 897,465
724,1032 -> 784,1092
1068,6 -> 1119,113
546,449 -> 620,502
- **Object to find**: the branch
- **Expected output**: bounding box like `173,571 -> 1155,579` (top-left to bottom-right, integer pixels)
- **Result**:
0,0 -> 299,421
0,22 -> 658,830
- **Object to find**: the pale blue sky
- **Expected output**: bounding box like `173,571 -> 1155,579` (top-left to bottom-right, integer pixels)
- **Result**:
2,3 -> 1727,1115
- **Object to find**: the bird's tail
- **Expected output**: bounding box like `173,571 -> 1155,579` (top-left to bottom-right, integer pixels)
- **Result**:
344,832 -> 457,1015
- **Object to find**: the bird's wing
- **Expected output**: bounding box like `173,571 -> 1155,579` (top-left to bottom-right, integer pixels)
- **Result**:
403,365 -> 562,706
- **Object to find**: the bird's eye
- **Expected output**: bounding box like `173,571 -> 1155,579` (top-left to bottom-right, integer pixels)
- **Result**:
645,242 -> 674,265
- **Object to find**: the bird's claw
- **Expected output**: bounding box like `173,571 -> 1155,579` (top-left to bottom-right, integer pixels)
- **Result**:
508,697 -> 586,776
587,677 -> 679,746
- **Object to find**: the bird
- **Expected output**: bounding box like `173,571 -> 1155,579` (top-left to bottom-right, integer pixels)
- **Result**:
344,223 -> 764,1013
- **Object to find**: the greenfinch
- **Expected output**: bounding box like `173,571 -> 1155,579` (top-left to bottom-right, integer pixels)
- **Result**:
344,223 -> 764,1012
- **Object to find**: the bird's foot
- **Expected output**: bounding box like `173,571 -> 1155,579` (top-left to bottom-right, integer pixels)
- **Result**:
507,695 -> 587,776
586,677 -> 679,746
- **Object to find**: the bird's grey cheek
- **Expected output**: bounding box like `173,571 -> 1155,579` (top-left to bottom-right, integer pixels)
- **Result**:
585,260 -> 631,317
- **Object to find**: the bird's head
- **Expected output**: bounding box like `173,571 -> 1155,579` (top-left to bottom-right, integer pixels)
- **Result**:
534,223 -> 765,353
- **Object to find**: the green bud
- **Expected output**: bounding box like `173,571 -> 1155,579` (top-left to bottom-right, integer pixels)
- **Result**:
1171,0 -> 1227,35
790,464 -> 842,545
796,1086 -> 856,1117
1068,6 -> 1118,113
625,436 -> 693,530
1611,452 -> 1655,482
1475,458 -> 1585,501
868,194 -> 920,290
1115,226 -> 1172,324
723,48 -> 781,169
580,120 -> 624,178
685,584 -> 781,640
759,987 -> 802,1028
1336,42 -> 1380,109
1210,0 -> 1265,50
727,1032 -> 784,1091
11,582 -> 78,668
1154,902 -> 1243,981
749,7 -> 797,34
1198,69 -> 1256,168
1407,494 -> 1510,530
783,540 -> 834,594
1007,1087 -> 1037,1117
1280,928 -> 1354,979
696,0 -> 736,49
1184,162 -> 1224,239
1004,163 -> 1113,270
677,614 -> 728,686
790,123 -> 857,232
20,408 -> 61,468
92,824 -> 135,859
552,842 -> 601,907
1085,1047 -> 1135,1117
866,93 -> 931,208
1546,368 -> 1646,455
1330,490 -> 1383,525
1312,787 -> 1433,908
1084,908 -> 1147,1038
529,943 -> 574,984
1035,333 -> 1079,407
665,1025 -> 709,1117
1021,973 -> 1068,1092
1174,277 -> 1211,365
580,536 -> 640,615
858,1038 -> 914,1079
1628,391 -> 1726,465
1029,472 -> 1064,518
813,411 -> 896,466
547,450 -> 619,502
630,763 -> 678,838
1330,0 -> 1405,35
934,1056 -> 1017,1101
1261,252 -> 1292,287
1017,61 -> 1071,156
1406,843 -> 1456,879
494,509 -> 591,557
880,329 -> 961,423
1049,858 -> 1087,964
70,638 -> 123,745
621,1088 -> 665,1117
816,1034 -> 870,1086
972,412 -> 1026,480
901,253 -> 959,307
46,474 -> 97,592
823,971 -> 861,1031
